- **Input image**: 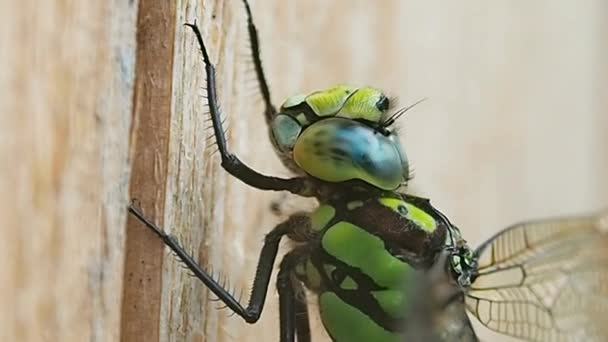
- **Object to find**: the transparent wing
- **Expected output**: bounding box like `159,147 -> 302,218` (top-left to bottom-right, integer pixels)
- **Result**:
466,210 -> 608,342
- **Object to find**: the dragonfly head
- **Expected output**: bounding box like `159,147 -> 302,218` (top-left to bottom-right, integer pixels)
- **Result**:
270,85 -> 414,190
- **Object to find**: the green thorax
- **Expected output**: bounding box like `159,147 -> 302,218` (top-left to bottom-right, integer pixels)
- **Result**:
295,191 -> 457,341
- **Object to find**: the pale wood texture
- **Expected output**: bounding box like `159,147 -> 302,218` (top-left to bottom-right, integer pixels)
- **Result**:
135,1 -> 607,341
0,0 -> 138,342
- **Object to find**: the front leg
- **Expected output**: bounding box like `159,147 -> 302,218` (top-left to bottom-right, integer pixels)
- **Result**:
184,22 -> 314,197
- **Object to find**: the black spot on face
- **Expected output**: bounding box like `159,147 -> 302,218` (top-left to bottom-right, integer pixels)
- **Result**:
376,96 -> 389,112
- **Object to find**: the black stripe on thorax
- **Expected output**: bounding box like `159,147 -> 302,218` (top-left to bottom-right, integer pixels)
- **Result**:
311,247 -> 406,333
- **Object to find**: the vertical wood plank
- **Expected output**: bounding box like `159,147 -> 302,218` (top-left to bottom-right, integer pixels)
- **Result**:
121,1 -> 176,342
0,0 -> 138,341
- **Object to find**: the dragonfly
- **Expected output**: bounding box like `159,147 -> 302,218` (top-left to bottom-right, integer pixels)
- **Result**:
128,1 -> 608,340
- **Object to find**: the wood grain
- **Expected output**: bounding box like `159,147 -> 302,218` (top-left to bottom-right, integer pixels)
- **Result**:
0,0 -> 138,341
120,0 -> 178,341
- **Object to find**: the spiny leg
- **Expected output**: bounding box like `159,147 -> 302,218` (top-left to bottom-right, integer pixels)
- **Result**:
129,203 -> 310,327
240,0 -> 276,121
277,250 -> 311,342
185,22 -> 313,196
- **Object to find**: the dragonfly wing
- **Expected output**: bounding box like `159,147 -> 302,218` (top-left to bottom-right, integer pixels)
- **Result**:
466,211 -> 608,341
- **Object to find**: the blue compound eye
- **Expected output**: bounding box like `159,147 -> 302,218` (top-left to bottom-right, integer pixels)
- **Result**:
292,118 -> 409,190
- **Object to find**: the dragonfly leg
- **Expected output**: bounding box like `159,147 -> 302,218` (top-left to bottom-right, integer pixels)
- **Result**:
277,250 -> 311,342
128,203 -> 311,324
239,0 -> 276,121
185,22 -> 314,197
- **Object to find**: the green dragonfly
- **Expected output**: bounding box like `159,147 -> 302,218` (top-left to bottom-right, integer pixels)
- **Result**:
128,1 -> 608,341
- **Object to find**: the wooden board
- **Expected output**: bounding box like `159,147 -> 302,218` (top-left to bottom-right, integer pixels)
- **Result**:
0,0 -> 138,341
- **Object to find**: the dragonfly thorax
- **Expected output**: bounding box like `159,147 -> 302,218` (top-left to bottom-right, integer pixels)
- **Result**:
291,192 -> 452,341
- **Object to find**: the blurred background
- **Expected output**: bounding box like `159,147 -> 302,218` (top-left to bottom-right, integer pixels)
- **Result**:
1,0 -> 606,341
